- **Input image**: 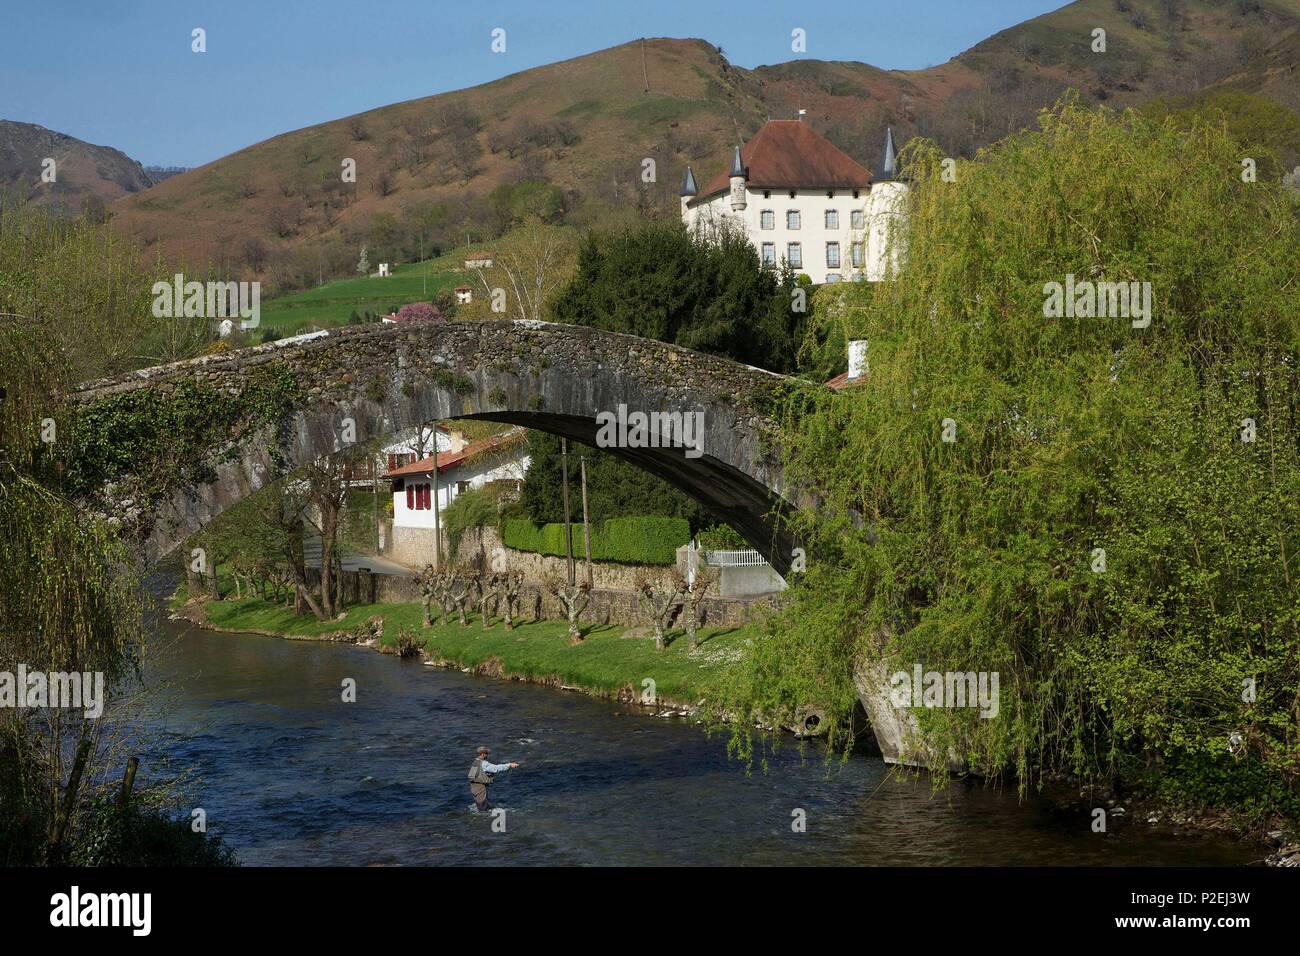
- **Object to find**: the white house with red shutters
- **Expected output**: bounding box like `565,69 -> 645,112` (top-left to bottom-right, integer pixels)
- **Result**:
383,427 -> 530,565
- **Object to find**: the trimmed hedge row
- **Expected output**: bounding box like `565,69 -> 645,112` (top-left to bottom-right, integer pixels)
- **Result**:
502,516 -> 690,566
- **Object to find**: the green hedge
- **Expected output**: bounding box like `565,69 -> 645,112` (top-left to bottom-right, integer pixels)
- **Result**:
503,516 -> 689,565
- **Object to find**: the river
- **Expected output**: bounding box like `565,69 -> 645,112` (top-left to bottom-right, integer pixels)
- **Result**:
130,609 -> 1256,867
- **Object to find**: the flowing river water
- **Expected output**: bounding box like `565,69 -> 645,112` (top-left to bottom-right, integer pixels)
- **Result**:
130,598 -> 1257,867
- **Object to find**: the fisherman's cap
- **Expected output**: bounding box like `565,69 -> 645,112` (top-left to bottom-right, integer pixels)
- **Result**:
476,745 -> 490,754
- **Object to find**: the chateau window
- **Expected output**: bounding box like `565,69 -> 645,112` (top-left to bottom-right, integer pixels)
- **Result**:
826,242 -> 841,268
852,189 -> 860,199
763,190 -> 771,199
826,190 -> 835,199
851,209 -> 864,230
761,242 -> 776,265
788,190 -> 796,199
826,274 -> 841,284
786,210 -> 801,230
787,242 -> 802,268
825,210 -> 839,230
852,242 -> 864,267
760,210 -> 775,230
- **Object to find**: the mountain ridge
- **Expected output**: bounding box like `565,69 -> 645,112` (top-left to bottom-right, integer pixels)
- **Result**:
6,0 -> 1292,288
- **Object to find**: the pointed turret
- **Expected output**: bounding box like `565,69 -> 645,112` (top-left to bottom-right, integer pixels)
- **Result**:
878,127 -> 899,181
680,165 -> 698,197
728,145 -> 747,211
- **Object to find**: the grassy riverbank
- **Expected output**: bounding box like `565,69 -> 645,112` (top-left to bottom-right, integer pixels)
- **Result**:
187,593 -> 757,707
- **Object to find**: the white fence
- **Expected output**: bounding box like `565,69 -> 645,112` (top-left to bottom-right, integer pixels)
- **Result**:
683,541 -> 785,597
700,548 -> 767,567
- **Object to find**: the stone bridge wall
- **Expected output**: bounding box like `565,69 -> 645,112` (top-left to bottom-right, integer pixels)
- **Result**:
71,319 -> 802,572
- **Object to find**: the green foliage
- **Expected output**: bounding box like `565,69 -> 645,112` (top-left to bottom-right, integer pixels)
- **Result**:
1142,89 -> 1300,179
0,202 -> 211,865
795,280 -> 875,384
504,516 -> 690,565
488,179 -> 566,229
61,364 -> 304,502
70,797 -> 239,867
550,218 -> 805,374
726,100 -> 1300,821
440,483 -> 521,558
694,523 -> 747,549
0,196 -> 212,380
518,431 -> 710,530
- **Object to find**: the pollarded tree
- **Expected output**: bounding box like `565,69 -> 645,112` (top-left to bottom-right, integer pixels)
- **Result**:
635,571 -> 684,652
682,565 -> 717,652
477,572 -> 499,629
545,575 -> 591,644
496,570 -> 524,631
449,565 -> 475,625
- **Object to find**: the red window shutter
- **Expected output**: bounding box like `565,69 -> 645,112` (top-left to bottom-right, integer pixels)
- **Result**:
388,454 -> 396,471
406,486 -> 415,510
422,484 -> 432,510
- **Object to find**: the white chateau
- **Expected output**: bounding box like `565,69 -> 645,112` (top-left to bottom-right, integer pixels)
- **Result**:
680,120 -> 906,283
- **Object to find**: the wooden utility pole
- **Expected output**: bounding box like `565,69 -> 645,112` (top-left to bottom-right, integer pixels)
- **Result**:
561,438 -> 575,586
579,455 -> 593,589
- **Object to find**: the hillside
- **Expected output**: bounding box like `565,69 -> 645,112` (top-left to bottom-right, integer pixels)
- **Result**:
108,0 -> 1300,289
0,120 -> 155,215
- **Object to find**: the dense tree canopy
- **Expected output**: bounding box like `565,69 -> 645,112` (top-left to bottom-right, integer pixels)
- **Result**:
550,219 -> 805,375
518,431 -> 709,531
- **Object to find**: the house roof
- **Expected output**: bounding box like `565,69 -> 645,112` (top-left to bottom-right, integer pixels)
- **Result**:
689,120 -> 872,206
826,371 -> 867,391
384,427 -> 526,478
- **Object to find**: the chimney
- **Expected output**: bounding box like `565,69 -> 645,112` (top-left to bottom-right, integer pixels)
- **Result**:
847,340 -> 868,380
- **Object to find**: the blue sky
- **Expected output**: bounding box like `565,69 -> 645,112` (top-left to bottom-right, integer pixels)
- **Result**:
0,1 -> 1067,167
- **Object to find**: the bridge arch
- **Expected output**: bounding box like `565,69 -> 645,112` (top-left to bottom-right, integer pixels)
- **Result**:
70,320 -> 802,573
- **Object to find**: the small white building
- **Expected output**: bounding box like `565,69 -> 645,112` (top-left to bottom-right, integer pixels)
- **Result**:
464,252 -> 494,269
341,424 -> 460,486
454,285 -> 473,305
681,120 -> 907,283
384,427 -> 530,566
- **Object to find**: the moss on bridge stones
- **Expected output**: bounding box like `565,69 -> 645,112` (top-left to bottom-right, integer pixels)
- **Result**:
62,363 -> 305,510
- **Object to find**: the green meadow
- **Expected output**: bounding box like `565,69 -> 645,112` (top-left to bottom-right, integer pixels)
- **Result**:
259,260 -> 466,334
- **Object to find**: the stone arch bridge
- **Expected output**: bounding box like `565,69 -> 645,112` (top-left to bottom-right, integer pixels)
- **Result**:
69,320 -> 806,573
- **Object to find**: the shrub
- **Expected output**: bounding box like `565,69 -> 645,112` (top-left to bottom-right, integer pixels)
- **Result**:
503,516 -> 689,565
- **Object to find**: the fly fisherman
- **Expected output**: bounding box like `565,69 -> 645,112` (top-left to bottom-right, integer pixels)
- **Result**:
467,745 -> 518,812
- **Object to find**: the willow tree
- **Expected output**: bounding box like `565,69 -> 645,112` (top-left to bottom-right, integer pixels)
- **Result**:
723,99 -> 1300,822
0,199 -> 219,863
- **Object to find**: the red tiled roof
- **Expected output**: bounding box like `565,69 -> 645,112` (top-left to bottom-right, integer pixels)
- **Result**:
690,120 -> 871,205
384,428 -> 526,478
826,371 -> 867,391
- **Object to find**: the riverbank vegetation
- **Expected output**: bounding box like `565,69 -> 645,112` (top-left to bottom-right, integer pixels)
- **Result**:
721,99 -> 1300,826
0,197 -> 237,865
183,591 -> 755,708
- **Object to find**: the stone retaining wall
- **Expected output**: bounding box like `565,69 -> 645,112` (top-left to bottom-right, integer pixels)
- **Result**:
303,562 -> 775,629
